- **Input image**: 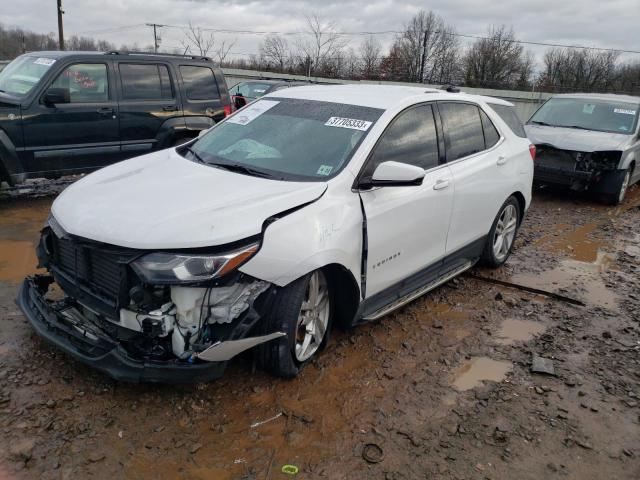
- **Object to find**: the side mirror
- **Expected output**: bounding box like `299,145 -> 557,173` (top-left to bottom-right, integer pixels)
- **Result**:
43,87 -> 70,106
233,95 -> 247,110
362,161 -> 425,188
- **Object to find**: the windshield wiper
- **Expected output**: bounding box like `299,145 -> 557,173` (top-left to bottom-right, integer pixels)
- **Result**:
530,121 -> 556,127
561,125 -> 591,131
184,146 -> 206,164
208,162 -> 273,178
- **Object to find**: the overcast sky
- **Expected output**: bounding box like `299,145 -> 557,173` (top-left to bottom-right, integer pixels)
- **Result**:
2,0 -> 639,67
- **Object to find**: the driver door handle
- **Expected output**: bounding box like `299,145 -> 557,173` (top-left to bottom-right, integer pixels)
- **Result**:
433,179 -> 450,190
96,107 -> 114,115
496,155 -> 508,166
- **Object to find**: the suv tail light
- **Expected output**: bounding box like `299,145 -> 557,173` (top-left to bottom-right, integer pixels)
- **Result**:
529,144 -> 536,161
224,104 -> 233,117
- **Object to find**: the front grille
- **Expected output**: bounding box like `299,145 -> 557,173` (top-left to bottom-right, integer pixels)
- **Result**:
50,233 -> 137,312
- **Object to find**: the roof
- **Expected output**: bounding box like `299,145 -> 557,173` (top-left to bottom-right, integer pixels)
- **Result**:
265,84 -> 513,110
552,93 -> 640,103
23,50 -> 212,62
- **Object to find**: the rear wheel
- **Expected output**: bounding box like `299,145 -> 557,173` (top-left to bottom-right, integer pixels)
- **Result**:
256,270 -> 331,378
481,196 -> 520,268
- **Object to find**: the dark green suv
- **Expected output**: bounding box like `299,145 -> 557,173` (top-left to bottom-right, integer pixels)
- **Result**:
0,51 -> 232,185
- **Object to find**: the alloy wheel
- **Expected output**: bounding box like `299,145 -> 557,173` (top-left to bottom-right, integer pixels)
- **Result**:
492,204 -> 518,262
295,271 -> 330,362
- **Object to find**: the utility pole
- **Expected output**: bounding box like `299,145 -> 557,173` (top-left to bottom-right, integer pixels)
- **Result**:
146,23 -> 164,53
56,0 -> 65,51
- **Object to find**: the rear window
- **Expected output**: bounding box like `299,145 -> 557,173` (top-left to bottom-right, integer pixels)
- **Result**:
119,63 -> 173,100
234,82 -> 274,98
180,66 -> 220,100
490,103 -> 526,137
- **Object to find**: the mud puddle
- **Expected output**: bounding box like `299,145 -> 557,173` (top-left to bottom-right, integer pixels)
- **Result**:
511,249 -> 618,309
452,357 -> 512,391
495,318 -> 546,345
0,198 -> 51,284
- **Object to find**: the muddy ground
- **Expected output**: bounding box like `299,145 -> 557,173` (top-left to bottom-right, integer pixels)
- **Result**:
0,183 -> 638,480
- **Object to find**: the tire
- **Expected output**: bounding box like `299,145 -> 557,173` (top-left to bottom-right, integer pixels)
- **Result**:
256,270 -> 332,378
480,196 -> 521,268
600,168 -> 631,206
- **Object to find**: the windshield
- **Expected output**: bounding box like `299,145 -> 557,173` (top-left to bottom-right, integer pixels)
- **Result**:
186,98 -> 383,181
529,97 -> 639,135
0,55 -> 56,97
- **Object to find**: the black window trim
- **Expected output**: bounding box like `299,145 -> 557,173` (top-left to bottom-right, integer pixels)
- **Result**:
117,61 -> 175,102
179,64 -> 221,102
435,100 -> 505,166
353,101 -> 446,190
41,60 -> 112,105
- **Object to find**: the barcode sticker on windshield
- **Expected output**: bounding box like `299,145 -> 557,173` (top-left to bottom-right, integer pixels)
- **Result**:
614,108 -> 636,115
226,100 -> 279,126
325,117 -> 372,131
34,57 -> 56,66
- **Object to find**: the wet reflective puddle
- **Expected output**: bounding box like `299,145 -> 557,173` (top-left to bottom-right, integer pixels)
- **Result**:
511,249 -> 618,309
452,357 -> 512,391
0,199 -> 51,284
495,318 -> 546,345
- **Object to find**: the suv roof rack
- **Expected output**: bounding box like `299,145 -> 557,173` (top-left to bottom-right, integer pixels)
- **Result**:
105,51 -> 211,61
442,85 -> 461,93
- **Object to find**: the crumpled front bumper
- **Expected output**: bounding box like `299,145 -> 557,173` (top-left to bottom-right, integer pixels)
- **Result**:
534,164 -> 593,186
16,276 -> 227,383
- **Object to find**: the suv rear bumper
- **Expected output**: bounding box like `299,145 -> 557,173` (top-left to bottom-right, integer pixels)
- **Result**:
16,276 -> 227,383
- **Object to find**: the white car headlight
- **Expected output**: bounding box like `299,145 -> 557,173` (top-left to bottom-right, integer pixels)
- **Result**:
132,243 -> 259,284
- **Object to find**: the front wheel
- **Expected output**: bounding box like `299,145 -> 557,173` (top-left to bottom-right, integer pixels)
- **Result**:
256,270 -> 331,378
600,168 -> 631,206
481,196 -> 521,268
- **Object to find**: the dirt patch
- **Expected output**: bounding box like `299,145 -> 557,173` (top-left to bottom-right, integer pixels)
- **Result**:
451,357 -> 513,391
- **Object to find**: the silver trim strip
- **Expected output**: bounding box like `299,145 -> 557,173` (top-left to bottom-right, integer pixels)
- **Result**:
363,260 -> 474,321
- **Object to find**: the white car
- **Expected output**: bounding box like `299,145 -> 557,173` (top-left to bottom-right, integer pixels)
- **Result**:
18,85 -> 534,382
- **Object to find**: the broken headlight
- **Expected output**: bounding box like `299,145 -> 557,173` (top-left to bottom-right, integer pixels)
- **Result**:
132,243 -> 259,284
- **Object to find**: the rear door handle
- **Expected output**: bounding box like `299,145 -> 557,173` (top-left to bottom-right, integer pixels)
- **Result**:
97,107 -> 114,115
163,105 -> 179,112
496,155 -> 507,166
433,179 -> 450,190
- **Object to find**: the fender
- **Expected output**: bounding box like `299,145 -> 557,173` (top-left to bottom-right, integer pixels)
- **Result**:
0,129 -> 24,186
239,180 -> 363,298
154,117 -> 190,149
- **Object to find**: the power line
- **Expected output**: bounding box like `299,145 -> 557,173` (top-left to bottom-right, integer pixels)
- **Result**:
156,23 -> 640,55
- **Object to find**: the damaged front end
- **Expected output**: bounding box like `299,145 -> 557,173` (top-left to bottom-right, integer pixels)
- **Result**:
534,145 -> 622,191
16,219 -> 283,383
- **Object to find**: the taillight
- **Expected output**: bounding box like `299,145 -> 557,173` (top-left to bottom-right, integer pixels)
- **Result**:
224,104 -> 232,117
529,144 -> 536,161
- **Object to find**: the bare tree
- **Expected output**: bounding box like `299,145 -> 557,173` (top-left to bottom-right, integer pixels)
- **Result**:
215,39 -> 236,66
463,25 -> 531,89
260,34 -> 289,72
538,47 -> 620,93
297,14 -> 347,76
359,36 -> 381,79
181,21 -> 215,57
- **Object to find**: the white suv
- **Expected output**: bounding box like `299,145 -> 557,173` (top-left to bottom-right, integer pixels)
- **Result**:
18,85 -> 534,382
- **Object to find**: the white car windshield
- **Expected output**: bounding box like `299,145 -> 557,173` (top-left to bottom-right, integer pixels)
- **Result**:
529,97 -> 639,135
0,55 -> 56,97
187,98 -> 383,180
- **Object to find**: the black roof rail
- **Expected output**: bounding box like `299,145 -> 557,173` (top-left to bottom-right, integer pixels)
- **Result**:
257,76 -> 317,83
104,50 -> 211,61
442,85 -> 461,93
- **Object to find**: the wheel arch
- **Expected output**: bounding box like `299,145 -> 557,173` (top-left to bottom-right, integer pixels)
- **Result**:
320,263 -> 360,330
510,190 -> 526,225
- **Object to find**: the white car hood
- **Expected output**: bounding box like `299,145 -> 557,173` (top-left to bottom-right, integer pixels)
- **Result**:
525,124 -> 631,152
52,149 -> 327,249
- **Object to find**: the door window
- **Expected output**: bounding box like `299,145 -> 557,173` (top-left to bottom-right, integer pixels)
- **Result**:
180,66 -> 220,100
119,63 -> 173,100
50,63 -> 108,103
439,103 -> 486,161
363,104 -> 439,178
480,109 -> 500,148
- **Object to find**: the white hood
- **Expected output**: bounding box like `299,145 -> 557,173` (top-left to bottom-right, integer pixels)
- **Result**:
52,149 -> 327,249
525,124 -> 631,152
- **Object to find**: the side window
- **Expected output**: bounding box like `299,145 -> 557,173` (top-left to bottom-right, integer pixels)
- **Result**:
489,103 -> 527,138
480,109 -> 500,148
50,63 -> 108,103
439,103 -> 485,161
119,63 -> 173,100
180,66 -> 220,100
362,104 -> 440,178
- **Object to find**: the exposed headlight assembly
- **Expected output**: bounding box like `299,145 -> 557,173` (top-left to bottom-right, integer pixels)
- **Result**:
132,243 -> 259,284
